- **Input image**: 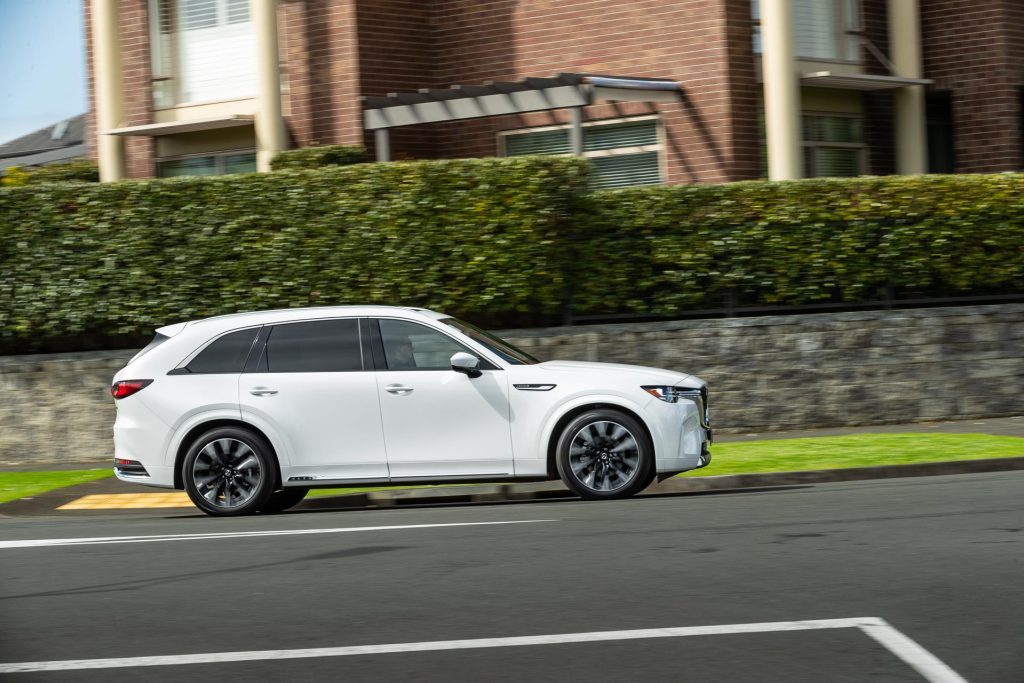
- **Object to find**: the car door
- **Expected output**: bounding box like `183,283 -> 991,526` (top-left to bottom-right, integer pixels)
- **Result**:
239,318 -> 389,482
371,317 -> 514,478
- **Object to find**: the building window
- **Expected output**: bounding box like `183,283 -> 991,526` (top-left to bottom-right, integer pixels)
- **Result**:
502,118 -> 662,189
150,0 -> 258,106
752,0 -> 861,62
802,114 -> 864,177
157,150 -> 257,177
926,92 -> 956,174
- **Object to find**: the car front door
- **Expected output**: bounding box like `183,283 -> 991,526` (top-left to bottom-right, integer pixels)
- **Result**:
371,318 -> 514,478
239,318 -> 389,482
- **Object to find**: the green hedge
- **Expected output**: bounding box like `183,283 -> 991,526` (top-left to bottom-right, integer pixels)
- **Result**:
573,173 -> 1024,316
0,157 -> 587,352
270,145 -> 368,170
1,161 -> 1022,353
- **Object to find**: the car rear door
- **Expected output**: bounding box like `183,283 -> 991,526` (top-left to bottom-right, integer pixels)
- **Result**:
239,318 -> 389,483
369,317 -> 514,478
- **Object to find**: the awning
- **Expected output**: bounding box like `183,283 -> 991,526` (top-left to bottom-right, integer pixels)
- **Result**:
107,115 -> 254,137
362,73 -> 680,131
800,71 -> 933,91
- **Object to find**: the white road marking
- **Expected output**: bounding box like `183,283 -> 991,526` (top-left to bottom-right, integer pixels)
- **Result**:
0,617 -> 966,681
0,520 -> 554,550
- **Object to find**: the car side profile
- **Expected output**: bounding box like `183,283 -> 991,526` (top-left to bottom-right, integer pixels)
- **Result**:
111,306 -> 712,516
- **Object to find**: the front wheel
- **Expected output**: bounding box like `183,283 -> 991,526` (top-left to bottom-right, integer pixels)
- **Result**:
183,427 -> 276,517
555,409 -> 654,500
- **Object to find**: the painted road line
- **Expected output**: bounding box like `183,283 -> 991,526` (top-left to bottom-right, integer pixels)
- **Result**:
0,617 -> 966,681
57,493 -> 193,510
0,520 -> 554,550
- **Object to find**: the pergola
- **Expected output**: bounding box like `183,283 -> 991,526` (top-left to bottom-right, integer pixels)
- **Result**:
361,73 -> 681,161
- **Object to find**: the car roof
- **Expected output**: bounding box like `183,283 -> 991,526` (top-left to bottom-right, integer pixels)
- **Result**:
158,306 -> 448,336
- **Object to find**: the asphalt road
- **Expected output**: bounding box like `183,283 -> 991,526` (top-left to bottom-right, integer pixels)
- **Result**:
0,472 -> 1021,682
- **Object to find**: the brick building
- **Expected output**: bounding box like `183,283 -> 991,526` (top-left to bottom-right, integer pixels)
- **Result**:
86,0 -> 1024,184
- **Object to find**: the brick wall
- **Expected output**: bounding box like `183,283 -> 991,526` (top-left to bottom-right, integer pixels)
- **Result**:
1,305 -> 1020,466
279,1 -> 364,149
419,0 -> 752,183
921,0 -> 1024,172
120,0 -> 155,178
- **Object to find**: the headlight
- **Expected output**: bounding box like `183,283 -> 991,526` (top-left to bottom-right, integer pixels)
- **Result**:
642,386 -> 685,402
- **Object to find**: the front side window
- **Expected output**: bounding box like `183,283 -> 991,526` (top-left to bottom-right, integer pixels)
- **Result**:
438,318 -> 538,365
503,118 -> 661,189
264,320 -> 363,373
186,327 -> 259,373
378,320 -> 478,371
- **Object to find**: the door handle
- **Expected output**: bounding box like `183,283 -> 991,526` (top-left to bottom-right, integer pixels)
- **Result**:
385,384 -> 414,395
249,387 -> 278,397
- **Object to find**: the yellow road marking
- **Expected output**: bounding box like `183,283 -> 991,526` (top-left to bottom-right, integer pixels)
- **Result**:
58,493 -> 194,510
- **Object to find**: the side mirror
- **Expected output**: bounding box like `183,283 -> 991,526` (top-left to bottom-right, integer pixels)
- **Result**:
450,352 -> 482,378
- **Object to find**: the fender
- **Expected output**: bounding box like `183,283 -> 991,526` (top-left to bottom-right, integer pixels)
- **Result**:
162,406 -> 244,468
536,391 -> 658,462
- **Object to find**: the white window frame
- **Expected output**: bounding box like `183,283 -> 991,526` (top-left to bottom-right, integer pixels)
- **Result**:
801,111 -> 866,177
497,115 -> 666,184
156,147 -> 258,177
148,0 -> 259,108
752,0 -> 862,64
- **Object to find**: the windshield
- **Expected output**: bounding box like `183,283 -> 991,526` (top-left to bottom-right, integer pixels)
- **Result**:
438,318 -> 540,365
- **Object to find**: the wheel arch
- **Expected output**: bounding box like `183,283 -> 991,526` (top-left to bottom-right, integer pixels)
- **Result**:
173,419 -> 281,490
544,402 -> 655,479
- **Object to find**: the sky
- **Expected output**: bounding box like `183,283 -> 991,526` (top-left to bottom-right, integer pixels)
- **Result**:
0,0 -> 88,145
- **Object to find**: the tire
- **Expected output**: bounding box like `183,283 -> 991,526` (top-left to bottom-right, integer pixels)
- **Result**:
259,487 -> 310,514
555,409 -> 655,500
182,427 -> 277,517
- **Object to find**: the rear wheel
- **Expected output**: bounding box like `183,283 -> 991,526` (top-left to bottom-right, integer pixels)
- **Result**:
183,427 -> 276,517
555,409 -> 654,500
259,487 -> 309,514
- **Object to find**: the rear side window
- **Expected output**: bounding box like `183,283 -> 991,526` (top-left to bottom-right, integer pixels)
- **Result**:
129,333 -> 170,364
186,328 -> 260,374
265,319 -> 363,373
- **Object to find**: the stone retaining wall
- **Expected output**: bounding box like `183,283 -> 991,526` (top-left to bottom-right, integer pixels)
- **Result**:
1,304 -> 1020,465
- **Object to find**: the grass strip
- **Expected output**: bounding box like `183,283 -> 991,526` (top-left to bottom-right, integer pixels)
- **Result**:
0,469 -> 112,505
2,433 -> 1022,503
677,433 -> 1024,477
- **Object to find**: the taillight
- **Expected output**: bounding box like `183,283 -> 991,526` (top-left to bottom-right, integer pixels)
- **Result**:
111,379 -> 153,399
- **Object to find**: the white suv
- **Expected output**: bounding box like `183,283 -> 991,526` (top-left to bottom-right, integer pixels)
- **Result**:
112,306 -> 711,516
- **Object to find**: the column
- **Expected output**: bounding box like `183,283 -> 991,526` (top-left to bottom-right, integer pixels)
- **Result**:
92,0 -> 125,182
760,0 -> 802,180
888,0 -> 927,175
252,0 -> 286,172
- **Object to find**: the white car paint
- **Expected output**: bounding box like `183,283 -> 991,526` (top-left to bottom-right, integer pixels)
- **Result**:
112,306 -> 710,493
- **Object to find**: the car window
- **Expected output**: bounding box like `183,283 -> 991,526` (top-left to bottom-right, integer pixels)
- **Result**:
378,319 -> 474,371
186,328 -> 260,374
265,319 -> 362,373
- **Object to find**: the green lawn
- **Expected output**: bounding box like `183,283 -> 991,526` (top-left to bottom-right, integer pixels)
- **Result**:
1,432 -> 1022,504
678,433 -> 1024,477
0,469 -> 112,505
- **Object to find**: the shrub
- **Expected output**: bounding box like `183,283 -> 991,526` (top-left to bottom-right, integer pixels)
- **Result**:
572,173 -> 1024,317
270,145 -> 368,171
0,159 -> 99,187
0,156 -> 588,352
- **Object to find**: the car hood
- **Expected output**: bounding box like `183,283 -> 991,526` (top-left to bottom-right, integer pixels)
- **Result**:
535,360 -> 702,387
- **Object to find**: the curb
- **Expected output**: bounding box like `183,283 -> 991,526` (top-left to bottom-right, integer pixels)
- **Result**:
298,456 -> 1024,510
